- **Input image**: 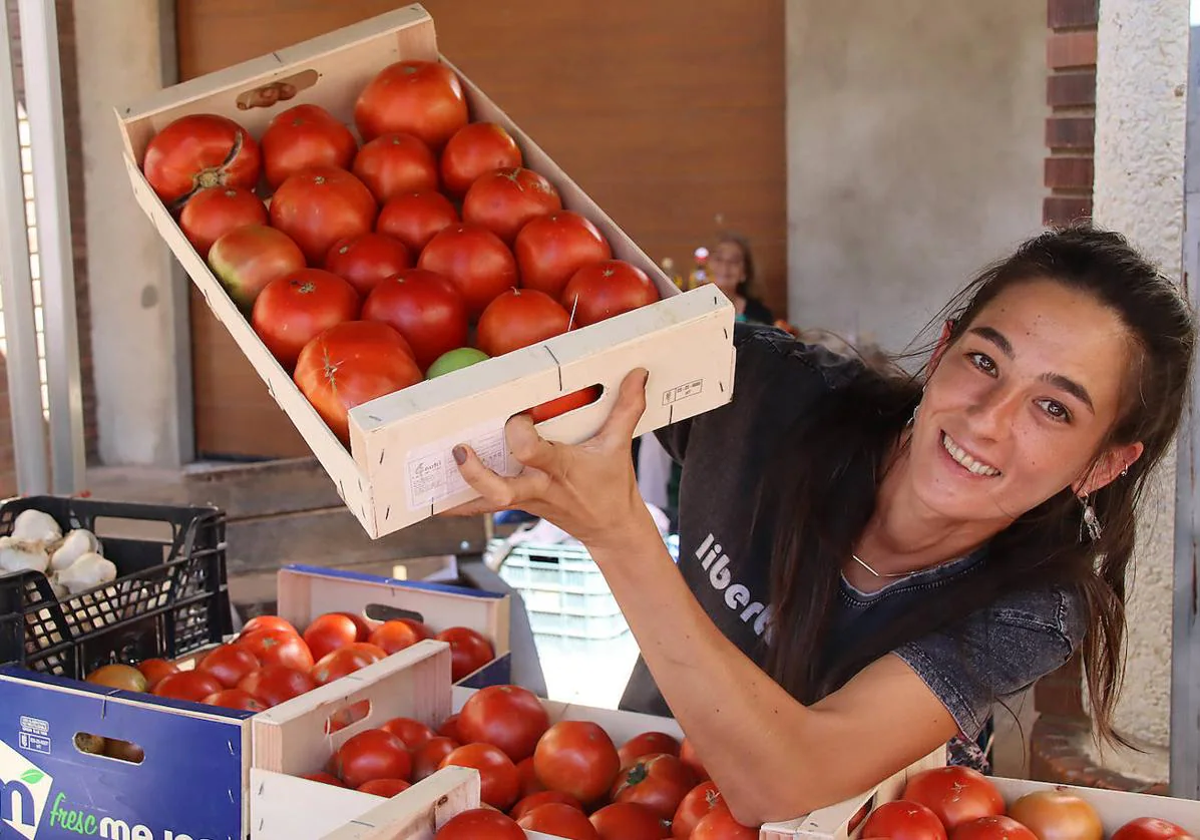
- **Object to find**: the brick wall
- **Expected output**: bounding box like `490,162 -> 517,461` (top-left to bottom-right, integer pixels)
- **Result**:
1043,0 -> 1098,226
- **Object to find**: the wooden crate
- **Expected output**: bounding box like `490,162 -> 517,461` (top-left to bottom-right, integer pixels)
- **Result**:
115,3 -> 736,540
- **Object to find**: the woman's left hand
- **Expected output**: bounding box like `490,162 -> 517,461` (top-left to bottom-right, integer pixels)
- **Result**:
444,368 -> 653,552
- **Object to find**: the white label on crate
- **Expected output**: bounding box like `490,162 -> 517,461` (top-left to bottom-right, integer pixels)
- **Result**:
662,379 -> 704,406
17,718 -> 47,737
0,739 -> 54,838
405,416 -> 517,510
16,733 -> 50,755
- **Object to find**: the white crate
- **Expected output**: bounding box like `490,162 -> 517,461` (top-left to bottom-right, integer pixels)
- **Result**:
115,4 -> 735,540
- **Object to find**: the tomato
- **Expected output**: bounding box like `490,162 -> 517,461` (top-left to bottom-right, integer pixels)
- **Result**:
515,211 -> 612,300
610,753 -> 695,821
179,186 -> 268,258
352,132 -> 438,204
440,122 -> 523,198
516,756 -> 548,797
241,615 -> 297,636
236,627 -> 315,671
952,816 -> 1040,840
519,802 -> 601,840
434,809 -> 524,840
418,224 -> 518,320
269,166 -> 378,264
440,743 -> 520,811
511,790 -> 583,820
323,232 -> 411,297
251,269 -> 361,371
692,808 -> 758,840
357,778 -> 412,797
561,260 -> 661,327
528,387 -> 601,424
1007,790 -> 1103,840
208,225 -> 307,312
334,612 -> 376,641
679,738 -> 708,782
143,113 -> 260,205
302,612 -> 362,663
463,167 -> 562,245
860,801 -> 949,840
435,626 -> 496,682
412,736 -> 460,782
104,739 -> 145,764
85,664 -> 148,692
1112,818 -> 1197,840
376,190 -> 459,254
438,713 -> 463,741
476,288 -> 570,358
376,717 -> 432,751
197,643 -> 260,689
458,684 -> 551,762
202,688 -> 266,712
334,728 -> 412,788
311,644 -> 385,686
260,104 -> 358,189
618,734 -> 682,769
369,620 -> 423,655
362,269 -> 469,371
589,802 -> 671,840
238,664 -> 316,707
401,618 -> 436,641
304,772 -> 345,787
534,720 -> 621,806
354,60 -> 468,149
293,321 -> 422,446
672,781 -> 725,840
136,658 -> 179,690
904,767 -> 1006,831
153,670 -> 224,703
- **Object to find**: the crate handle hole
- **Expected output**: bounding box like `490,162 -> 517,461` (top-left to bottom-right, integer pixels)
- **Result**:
516,383 -> 605,427
91,516 -> 174,544
364,604 -> 426,624
847,794 -> 875,838
74,732 -> 145,765
325,699 -> 372,735
235,70 -> 319,111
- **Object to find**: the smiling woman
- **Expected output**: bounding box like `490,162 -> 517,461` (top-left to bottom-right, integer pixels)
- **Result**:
444,225 -> 1197,827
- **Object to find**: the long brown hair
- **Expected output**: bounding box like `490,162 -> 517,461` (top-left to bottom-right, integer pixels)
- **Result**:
761,225 -> 1196,745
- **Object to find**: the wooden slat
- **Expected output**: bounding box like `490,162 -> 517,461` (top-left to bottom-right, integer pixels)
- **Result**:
184,456 -> 347,518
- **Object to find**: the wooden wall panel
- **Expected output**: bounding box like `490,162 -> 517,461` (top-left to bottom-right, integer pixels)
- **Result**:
176,0 -> 785,459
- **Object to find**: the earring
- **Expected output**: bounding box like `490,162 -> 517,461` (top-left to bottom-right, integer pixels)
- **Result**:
1079,494 -> 1102,542
908,404 -> 920,427
1121,466 -> 1129,477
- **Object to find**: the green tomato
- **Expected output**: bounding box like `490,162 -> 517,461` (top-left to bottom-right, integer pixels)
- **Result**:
426,347 -> 490,379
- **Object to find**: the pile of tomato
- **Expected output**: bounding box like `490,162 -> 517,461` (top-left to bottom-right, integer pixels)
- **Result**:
141,59 -> 663,446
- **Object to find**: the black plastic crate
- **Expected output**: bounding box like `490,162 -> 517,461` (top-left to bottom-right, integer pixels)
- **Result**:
0,495 -> 233,679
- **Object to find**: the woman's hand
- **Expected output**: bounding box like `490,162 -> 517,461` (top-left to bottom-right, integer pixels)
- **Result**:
445,368 -> 654,552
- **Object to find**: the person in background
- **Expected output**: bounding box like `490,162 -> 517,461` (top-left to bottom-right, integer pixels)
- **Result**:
708,232 -> 776,325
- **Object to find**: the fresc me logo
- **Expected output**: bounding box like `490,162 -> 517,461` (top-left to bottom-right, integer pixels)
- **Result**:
0,740 -> 52,840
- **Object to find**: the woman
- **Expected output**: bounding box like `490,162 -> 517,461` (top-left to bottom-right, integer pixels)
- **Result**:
707,232 -> 776,324
447,226 -> 1195,826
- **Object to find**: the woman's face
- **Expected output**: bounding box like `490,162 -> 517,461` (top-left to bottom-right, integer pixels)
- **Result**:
907,279 -> 1143,525
709,241 -> 746,296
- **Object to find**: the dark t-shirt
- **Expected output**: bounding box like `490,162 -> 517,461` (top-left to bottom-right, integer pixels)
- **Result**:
619,324 -> 1086,765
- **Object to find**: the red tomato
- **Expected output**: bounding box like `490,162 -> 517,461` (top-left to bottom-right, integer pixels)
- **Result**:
618,733 -> 682,768
153,670 -> 224,703
440,743 -> 520,811
202,688 -> 266,712
208,225 -> 307,312
322,232 -> 412,297
260,103 -> 358,189
411,736 -> 460,782
293,321 -> 422,446
302,612 -> 362,663
238,664 -> 316,707
380,717 -> 435,750
440,122 -> 523,198
334,729 -> 412,788
516,756 -> 548,797
241,615 -> 297,636
463,167 -> 562,245
561,260 -> 661,327
355,60 -> 468,149
136,658 -> 179,690
438,713 -> 463,741
335,612 -> 376,641
515,211 -> 612,300
861,801 -> 949,840
534,720 -> 621,806
376,190 -> 459,254
418,224 -> 518,320
953,816 -> 1040,840
357,778 -> 411,797
589,802 -> 671,840
476,288 -> 570,358
269,166 -> 378,264
142,113 -> 261,205
511,790 -> 583,821
179,186 -> 268,258
435,626 -> 496,682
610,753 -> 696,821
692,808 -> 758,840
434,809 -> 524,840
251,269 -> 361,371
369,620 -> 422,655
679,738 -> 708,782
352,132 -> 438,204
311,644 -> 385,686
903,767 -> 1006,831
518,802 -> 601,840
362,269 -> 469,371
236,627 -> 315,671
1112,818 -> 1197,840
304,772 -> 345,787
528,387 -> 601,424
1008,790 -> 1103,840
401,618 -> 436,641
197,643 -> 261,689
458,684 -> 551,762
672,781 -> 725,840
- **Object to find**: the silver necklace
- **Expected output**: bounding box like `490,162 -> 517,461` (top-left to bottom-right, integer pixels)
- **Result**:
851,553 -> 911,579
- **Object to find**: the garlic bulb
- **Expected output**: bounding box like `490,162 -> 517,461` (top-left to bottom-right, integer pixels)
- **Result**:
12,509 -> 62,545
56,552 -> 118,594
0,536 -> 50,573
50,529 -> 99,571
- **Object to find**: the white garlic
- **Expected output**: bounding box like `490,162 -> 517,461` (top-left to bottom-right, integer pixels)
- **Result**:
0,536 -> 50,573
55,552 -> 118,594
11,509 -> 62,545
50,529 -> 99,571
